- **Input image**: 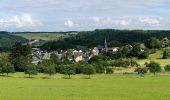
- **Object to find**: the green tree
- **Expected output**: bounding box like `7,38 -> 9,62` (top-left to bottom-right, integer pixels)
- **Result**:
83,65 -> 96,78
135,67 -> 147,77
146,62 -> 161,75
12,56 -> 29,72
0,53 -> 15,76
44,65 -> 56,77
114,46 -> 131,59
10,42 -> 31,72
130,43 -> 141,57
25,64 -> 37,78
0,61 -> 15,76
162,49 -> 170,59
61,65 -> 76,79
164,65 -> 170,73
145,37 -> 162,49
138,50 -> 149,59
42,60 -> 56,77
50,53 -> 60,64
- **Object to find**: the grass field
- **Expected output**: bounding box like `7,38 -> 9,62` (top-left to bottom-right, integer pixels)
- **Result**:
137,49 -> 170,67
13,33 -> 68,41
1,73 -> 170,100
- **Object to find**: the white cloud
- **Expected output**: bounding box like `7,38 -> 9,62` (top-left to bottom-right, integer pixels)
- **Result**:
119,20 -> 129,26
138,17 -> 162,25
64,20 -> 75,27
91,17 -> 100,23
90,17 -> 130,26
0,14 -> 41,27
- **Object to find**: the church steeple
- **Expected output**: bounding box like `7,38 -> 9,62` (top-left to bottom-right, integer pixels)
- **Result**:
104,38 -> 108,53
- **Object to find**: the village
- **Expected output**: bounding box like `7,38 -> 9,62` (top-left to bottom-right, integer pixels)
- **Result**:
31,39 -> 148,65
32,40 -> 115,64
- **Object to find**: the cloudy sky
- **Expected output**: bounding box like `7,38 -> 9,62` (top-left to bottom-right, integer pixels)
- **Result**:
0,0 -> 170,32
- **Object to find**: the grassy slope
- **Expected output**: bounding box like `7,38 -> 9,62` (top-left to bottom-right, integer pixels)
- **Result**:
137,48 -> 170,67
0,73 -> 170,100
13,33 -> 68,41
0,33 -> 28,49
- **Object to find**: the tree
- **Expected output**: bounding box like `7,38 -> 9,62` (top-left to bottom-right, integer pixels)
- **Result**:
138,50 -> 149,59
146,62 -> 161,75
145,37 -> 162,49
114,46 -> 131,59
164,65 -> 170,73
135,67 -> 147,77
83,65 -> 96,78
162,49 -> 170,59
0,61 -> 15,76
10,42 -> 31,59
130,43 -> 141,57
12,56 -> 29,72
61,65 -> 76,79
50,53 -> 60,64
10,42 -> 31,72
42,61 -> 56,77
25,64 -> 37,78
0,53 -> 15,76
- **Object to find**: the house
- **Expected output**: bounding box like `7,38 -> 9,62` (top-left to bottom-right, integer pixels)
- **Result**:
31,60 -> 42,65
163,42 -> 170,48
140,43 -> 146,51
73,50 -> 83,62
31,48 -> 43,64
42,52 -> 51,60
92,47 -> 99,55
107,47 -> 119,52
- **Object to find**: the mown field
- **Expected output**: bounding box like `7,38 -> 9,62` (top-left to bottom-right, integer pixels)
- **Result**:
0,73 -> 170,100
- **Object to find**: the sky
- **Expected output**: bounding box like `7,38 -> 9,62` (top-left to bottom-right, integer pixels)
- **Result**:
0,0 -> 170,32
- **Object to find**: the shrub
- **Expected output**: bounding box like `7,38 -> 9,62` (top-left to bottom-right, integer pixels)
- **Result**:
162,49 -> 170,59
106,67 -> 114,74
134,67 -> 147,77
164,65 -> 170,72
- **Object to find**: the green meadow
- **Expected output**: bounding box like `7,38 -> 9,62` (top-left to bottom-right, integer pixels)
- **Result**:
0,73 -> 170,100
137,48 -> 170,67
13,33 -> 68,41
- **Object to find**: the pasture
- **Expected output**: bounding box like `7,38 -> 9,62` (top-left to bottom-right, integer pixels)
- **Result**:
0,73 -> 170,100
13,33 -> 68,41
137,49 -> 170,67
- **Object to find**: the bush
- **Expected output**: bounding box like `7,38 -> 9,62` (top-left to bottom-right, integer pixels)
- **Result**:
113,59 -> 139,68
164,65 -> 170,72
106,67 -> 114,74
138,50 -> 149,59
134,67 -> 147,77
162,49 -> 170,59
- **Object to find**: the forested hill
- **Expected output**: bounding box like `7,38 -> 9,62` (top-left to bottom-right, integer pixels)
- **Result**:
41,29 -> 170,50
0,31 -> 28,51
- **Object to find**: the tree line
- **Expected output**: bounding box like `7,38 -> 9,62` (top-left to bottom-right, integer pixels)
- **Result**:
41,29 -> 170,51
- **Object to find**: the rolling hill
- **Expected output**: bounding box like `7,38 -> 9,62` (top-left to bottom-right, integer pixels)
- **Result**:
0,31 -> 28,51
